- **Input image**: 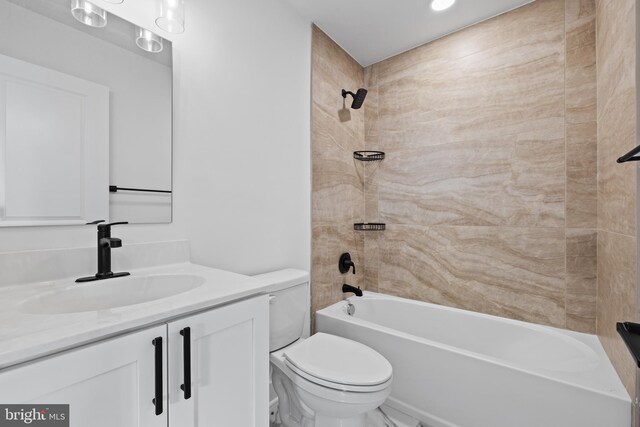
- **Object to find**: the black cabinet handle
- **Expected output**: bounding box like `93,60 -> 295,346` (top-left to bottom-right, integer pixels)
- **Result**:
152,337 -> 163,415
180,327 -> 192,400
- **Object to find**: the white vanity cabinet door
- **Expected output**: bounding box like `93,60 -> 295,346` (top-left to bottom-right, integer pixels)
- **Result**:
0,325 -> 168,427
168,295 -> 269,427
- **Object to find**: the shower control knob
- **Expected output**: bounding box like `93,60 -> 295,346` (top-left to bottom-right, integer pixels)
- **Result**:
339,253 -> 356,275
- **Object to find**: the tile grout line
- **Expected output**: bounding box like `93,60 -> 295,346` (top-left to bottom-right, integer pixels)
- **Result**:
564,0 -> 569,331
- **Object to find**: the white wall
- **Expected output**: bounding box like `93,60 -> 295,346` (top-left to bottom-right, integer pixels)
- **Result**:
174,0 -> 311,274
0,0 -> 311,275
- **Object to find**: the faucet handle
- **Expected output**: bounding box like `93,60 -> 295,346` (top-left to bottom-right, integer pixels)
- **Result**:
86,220 -> 106,225
339,253 -> 356,275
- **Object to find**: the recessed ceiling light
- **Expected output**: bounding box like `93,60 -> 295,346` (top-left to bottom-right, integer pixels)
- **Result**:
431,0 -> 456,12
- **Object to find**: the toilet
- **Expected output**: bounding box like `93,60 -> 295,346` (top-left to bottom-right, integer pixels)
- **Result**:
263,270 -> 393,427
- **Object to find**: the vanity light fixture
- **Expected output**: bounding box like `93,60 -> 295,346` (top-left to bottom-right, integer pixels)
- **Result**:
156,0 -> 185,34
430,0 -> 455,11
71,0 -> 108,27
136,27 -> 164,53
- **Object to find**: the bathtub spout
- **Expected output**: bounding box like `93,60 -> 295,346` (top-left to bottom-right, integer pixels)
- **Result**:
342,284 -> 363,297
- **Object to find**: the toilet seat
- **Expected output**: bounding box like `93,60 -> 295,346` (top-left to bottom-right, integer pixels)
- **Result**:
284,359 -> 392,392
283,333 -> 393,392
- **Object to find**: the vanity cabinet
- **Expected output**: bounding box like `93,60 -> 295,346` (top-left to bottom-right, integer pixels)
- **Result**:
0,325 -> 168,427
168,294 -> 269,427
0,295 -> 268,427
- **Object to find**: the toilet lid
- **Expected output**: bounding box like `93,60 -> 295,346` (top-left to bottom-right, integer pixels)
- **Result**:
283,333 -> 392,386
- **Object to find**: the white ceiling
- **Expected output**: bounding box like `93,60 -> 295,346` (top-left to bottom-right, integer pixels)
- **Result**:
285,0 -> 536,66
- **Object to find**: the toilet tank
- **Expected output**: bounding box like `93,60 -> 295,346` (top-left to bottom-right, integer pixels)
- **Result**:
252,269 -> 310,352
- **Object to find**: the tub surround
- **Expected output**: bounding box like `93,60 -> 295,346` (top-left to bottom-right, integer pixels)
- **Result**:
595,0 -> 638,398
564,0 -> 598,333
312,0 -> 600,332
0,261 -> 303,370
311,25 -> 367,318
363,0 -> 597,332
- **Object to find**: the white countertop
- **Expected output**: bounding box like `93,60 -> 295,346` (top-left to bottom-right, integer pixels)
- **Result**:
0,263 -> 307,370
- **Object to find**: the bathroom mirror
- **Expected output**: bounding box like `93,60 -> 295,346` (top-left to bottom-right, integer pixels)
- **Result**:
0,0 -> 172,226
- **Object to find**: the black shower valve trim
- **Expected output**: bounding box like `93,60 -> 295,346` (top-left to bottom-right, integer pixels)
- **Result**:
339,252 -> 356,275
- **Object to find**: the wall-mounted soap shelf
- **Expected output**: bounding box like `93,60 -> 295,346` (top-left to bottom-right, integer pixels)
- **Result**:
354,223 -> 386,231
354,151 -> 385,162
616,322 -> 640,368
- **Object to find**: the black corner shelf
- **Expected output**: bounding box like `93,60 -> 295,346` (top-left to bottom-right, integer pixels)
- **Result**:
354,151 -> 385,162
616,322 -> 640,368
354,223 -> 386,231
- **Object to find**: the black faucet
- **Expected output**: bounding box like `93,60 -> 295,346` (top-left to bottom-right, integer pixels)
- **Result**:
76,220 -> 130,283
342,284 -> 363,297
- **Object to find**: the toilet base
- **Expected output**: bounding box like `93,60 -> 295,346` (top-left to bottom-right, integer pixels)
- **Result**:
314,413 -> 366,427
270,341 -> 392,427
271,363 -> 388,427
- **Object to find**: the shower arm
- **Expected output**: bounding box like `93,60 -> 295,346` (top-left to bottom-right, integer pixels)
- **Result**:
342,89 -> 356,98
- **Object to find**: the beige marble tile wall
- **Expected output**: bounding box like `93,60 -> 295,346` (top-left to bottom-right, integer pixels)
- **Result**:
595,0 -> 638,397
565,0 -> 598,333
311,26 -> 367,318
362,0 -> 598,331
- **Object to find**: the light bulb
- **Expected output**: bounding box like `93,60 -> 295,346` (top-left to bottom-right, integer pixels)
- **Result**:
156,0 -> 185,34
71,0 -> 107,27
136,27 -> 164,53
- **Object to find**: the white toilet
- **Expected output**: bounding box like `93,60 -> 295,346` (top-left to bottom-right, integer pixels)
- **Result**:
265,270 -> 393,427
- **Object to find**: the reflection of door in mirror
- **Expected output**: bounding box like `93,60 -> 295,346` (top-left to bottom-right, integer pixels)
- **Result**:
0,54 -> 109,227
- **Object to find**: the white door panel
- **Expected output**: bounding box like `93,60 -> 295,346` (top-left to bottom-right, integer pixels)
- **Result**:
0,53 -> 109,226
5,80 -> 84,218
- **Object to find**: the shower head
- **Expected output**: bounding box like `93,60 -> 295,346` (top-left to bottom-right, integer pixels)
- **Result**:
342,88 -> 368,110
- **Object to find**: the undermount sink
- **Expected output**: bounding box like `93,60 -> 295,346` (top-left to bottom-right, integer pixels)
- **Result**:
22,274 -> 205,315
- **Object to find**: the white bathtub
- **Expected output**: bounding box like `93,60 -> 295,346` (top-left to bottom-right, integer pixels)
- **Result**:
316,292 -> 631,427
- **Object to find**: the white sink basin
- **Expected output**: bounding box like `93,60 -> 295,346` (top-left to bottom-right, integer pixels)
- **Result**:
22,274 -> 205,314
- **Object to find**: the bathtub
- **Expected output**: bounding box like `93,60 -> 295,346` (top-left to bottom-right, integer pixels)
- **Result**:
316,292 -> 631,427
